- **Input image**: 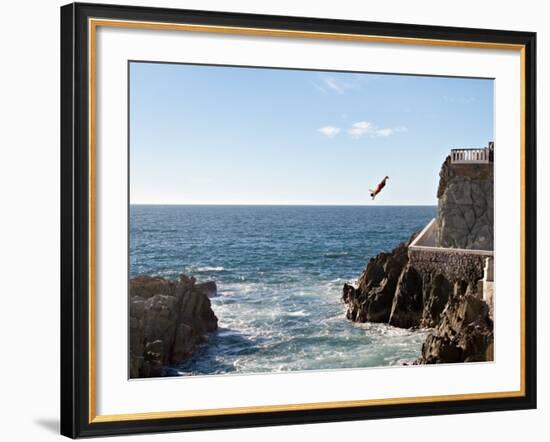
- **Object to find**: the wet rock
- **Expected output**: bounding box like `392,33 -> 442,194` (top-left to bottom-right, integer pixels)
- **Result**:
389,264 -> 423,329
129,274 -> 218,378
415,268 -> 492,364
129,275 -> 177,299
196,281 -> 218,298
342,241 -> 409,324
343,247 -> 493,364
420,274 -> 452,328
417,288 -> 493,364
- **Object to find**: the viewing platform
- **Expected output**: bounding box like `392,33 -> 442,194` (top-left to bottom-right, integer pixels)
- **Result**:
450,141 -> 494,164
409,218 -> 493,259
411,141 -> 494,290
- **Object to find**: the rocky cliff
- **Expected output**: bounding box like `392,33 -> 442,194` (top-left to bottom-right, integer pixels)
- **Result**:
437,156 -> 493,250
342,155 -> 494,364
342,239 -> 493,364
418,284 -> 493,363
129,274 -> 218,378
342,240 -> 410,324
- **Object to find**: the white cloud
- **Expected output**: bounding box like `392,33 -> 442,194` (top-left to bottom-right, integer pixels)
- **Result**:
315,75 -> 358,94
318,126 -> 341,137
374,127 -> 394,137
348,121 -> 406,139
318,121 -> 406,140
323,77 -> 348,94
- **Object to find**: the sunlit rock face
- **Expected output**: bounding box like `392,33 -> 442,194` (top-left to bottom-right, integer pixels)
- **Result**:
436,156 -> 494,250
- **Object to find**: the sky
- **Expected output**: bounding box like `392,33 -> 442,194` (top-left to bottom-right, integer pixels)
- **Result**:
129,62 -> 493,205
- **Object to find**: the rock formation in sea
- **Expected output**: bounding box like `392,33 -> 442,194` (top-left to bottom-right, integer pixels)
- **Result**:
342,239 -> 411,325
342,145 -> 494,364
418,283 -> 493,363
342,234 -> 445,330
129,274 -> 218,378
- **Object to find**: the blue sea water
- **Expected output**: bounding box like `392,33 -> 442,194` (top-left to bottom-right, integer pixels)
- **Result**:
130,205 -> 436,375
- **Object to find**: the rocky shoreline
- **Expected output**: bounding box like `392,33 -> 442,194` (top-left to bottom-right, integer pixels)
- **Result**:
129,274 -> 218,378
341,235 -> 493,364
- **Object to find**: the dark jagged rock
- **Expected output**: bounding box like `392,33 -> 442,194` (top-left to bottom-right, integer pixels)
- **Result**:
389,264 -> 424,329
129,274 -> 218,378
342,246 -> 493,364
342,241 -> 409,324
342,236 -> 449,330
420,273 -> 452,328
417,284 -> 493,364
196,281 -> 218,298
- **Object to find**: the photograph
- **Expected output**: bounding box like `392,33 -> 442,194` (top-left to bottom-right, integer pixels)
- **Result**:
55,1 -> 537,437
128,62 -> 495,378
0,0 -> 543,438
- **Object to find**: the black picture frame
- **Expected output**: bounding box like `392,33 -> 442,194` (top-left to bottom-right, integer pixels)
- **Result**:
61,2 -> 537,438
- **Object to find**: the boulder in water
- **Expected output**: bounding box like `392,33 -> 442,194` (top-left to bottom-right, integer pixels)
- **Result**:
129,274 -> 218,378
342,241 -> 409,324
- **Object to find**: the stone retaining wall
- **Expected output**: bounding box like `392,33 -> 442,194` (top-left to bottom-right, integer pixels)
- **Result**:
408,247 -> 488,283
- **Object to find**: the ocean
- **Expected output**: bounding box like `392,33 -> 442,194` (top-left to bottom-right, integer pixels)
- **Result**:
130,205 -> 436,375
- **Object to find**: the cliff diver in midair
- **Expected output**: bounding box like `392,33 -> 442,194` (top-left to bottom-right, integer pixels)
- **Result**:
369,176 -> 389,200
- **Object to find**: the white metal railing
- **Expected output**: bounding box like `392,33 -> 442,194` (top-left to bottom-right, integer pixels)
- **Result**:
409,218 -> 437,248
409,218 -> 493,257
450,148 -> 491,164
